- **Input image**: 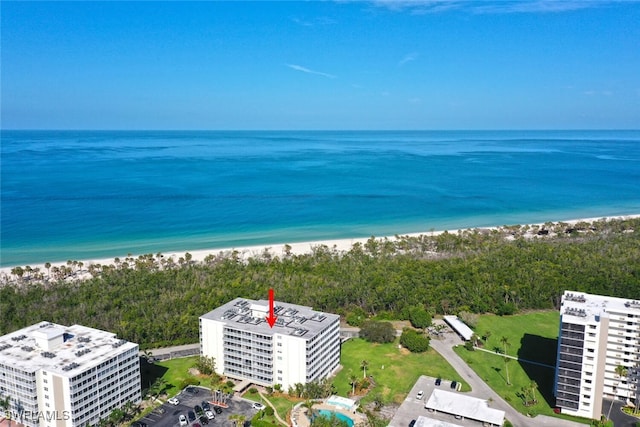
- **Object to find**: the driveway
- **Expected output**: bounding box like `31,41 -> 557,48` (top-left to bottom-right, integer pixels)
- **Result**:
428,325 -> 587,427
604,399 -> 640,427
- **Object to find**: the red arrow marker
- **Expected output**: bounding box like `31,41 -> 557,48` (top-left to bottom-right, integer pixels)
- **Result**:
265,288 -> 278,328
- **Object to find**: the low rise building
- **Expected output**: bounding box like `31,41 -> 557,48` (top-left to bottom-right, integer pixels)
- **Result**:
200,298 -> 340,389
0,322 -> 141,427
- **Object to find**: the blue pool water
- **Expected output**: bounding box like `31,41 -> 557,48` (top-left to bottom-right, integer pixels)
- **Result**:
316,410 -> 354,427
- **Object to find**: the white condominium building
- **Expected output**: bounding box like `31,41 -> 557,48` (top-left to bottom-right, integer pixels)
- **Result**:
554,291 -> 640,419
200,298 -> 340,389
0,322 -> 141,427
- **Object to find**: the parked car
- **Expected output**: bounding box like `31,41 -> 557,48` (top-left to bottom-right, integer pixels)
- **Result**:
205,410 -> 215,420
252,402 -> 266,410
193,423 -> 201,427
435,378 -> 441,386
188,411 -> 196,422
199,416 -> 209,425
409,420 -> 416,427
201,401 -> 211,410
214,407 -> 223,414
168,397 -> 180,405
416,390 -> 424,400
450,381 -> 457,390
179,415 -> 188,427
195,405 -> 204,416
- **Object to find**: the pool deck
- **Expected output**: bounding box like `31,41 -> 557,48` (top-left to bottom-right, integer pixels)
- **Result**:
291,402 -> 367,427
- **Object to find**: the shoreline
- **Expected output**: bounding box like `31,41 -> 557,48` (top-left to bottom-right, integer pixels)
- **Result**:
1,214 -> 638,283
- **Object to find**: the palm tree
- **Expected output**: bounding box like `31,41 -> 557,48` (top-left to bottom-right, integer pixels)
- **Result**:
301,399 -> 316,419
0,395 -> 10,427
500,336 -> 511,385
361,360 -> 369,378
123,401 -> 135,420
529,381 -> 538,404
349,372 -> 358,396
229,414 -> 246,427
607,364 -> 628,420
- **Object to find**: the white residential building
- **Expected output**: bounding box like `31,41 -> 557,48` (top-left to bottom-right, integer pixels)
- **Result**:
199,298 -> 340,389
0,322 -> 141,427
554,291 -> 640,419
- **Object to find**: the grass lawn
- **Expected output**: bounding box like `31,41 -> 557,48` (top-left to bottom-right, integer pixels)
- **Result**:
244,389 -> 297,424
154,356 -> 200,396
334,337 -> 469,405
453,310 -> 588,424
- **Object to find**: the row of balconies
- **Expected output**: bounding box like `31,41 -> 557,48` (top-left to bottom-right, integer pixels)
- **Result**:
559,345 -> 584,356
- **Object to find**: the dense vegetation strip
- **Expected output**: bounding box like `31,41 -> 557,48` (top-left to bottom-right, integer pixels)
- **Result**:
1,218 -> 639,348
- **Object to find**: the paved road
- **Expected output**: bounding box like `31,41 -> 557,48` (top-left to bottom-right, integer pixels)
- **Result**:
429,329 -> 587,427
141,344 -> 200,361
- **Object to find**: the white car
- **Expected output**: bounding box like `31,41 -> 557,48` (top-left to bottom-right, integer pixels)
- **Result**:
252,402 -> 266,410
168,397 -> 180,405
205,410 -> 215,420
416,390 -> 424,400
179,415 -> 188,426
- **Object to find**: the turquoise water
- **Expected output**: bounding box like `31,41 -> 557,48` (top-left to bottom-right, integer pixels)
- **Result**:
2,130 -> 640,266
316,410 -> 354,427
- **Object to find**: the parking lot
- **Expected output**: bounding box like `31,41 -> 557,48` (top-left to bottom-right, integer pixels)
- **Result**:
389,376 -> 485,427
137,386 -> 259,427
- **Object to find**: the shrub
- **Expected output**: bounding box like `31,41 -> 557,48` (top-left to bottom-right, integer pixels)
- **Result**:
360,321 -> 396,343
408,306 -> 432,329
399,328 -> 430,352
265,406 -> 274,416
180,378 -> 200,389
496,302 -> 516,316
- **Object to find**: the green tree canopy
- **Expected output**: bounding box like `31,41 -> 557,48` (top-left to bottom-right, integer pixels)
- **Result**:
408,306 -> 432,329
360,321 -> 396,344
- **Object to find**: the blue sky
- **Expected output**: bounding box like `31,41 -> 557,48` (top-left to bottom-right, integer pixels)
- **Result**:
2,1 -> 639,130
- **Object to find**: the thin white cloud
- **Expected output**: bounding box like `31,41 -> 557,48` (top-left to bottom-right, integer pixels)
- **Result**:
286,64 -> 337,79
291,16 -> 337,27
584,90 -> 614,96
399,52 -> 419,67
371,0 -> 606,14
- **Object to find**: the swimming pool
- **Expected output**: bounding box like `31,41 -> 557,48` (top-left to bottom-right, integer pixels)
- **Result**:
315,410 -> 354,427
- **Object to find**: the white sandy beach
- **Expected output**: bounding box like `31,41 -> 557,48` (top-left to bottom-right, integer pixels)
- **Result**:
1,215 -> 638,283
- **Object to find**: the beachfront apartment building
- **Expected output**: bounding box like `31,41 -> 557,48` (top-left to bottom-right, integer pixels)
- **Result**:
0,322 -> 141,427
199,298 -> 340,390
554,291 -> 640,419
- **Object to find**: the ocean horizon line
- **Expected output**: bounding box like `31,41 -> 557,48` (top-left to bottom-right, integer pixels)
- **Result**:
4,128 -> 640,132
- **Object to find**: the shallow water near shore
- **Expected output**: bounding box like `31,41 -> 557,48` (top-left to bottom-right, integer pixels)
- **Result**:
2,130 -> 640,267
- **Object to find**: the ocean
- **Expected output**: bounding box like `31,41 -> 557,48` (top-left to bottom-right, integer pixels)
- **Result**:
2,130 -> 639,267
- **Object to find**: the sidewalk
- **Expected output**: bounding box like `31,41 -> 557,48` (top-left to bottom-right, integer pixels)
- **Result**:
140,343 -> 200,361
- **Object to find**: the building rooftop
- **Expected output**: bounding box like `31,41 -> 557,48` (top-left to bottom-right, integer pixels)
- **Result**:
561,291 -> 640,323
0,321 -> 138,376
200,298 -> 339,339
442,315 -> 474,341
414,416 -> 462,427
424,389 -> 505,426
